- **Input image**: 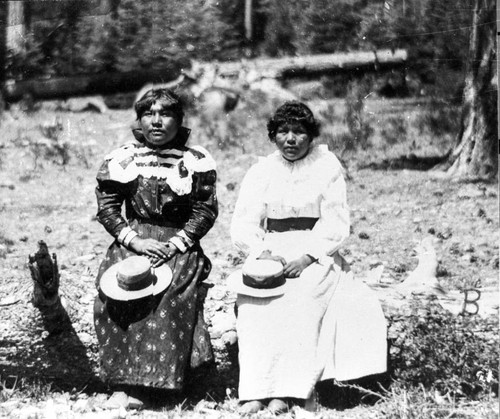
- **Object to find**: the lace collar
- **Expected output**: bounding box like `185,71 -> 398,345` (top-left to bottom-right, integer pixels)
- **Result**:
268,143 -> 326,169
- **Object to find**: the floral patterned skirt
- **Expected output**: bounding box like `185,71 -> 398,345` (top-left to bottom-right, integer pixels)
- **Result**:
94,222 -> 213,390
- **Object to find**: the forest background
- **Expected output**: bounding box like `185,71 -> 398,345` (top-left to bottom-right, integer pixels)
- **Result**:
7,0 -> 472,96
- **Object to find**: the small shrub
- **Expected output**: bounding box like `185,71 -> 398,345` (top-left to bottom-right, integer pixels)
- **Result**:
415,98 -> 461,137
389,298 -> 498,399
343,81 -> 374,151
321,74 -> 350,97
0,376 -> 53,403
379,384 -> 499,419
35,116 -> 71,166
325,130 -> 352,157
315,101 -> 342,126
380,115 -> 407,147
5,33 -> 48,80
196,111 -> 232,151
0,233 -> 15,258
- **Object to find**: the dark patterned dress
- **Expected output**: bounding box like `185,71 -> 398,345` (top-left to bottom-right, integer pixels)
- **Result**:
94,128 -> 218,390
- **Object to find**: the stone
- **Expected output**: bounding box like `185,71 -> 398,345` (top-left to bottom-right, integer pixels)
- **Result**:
293,406 -> 316,418
78,332 -> 94,345
73,399 -> 90,413
93,393 -> 109,405
104,392 -> 128,410
18,406 -> 41,419
0,295 -> 20,305
63,97 -> 108,113
458,188 -> 484,199
221,330 -> 238,346
74,254 -> 95,263
0,400 -> 21,416
127,396 -> 144,410
209,311 -> 236,339
358,231 -> 370,240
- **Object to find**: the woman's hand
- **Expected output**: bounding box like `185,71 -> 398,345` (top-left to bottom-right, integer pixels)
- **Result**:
257,250 -> 287,266
129,237 -> 178,265
283,254 -> 316,278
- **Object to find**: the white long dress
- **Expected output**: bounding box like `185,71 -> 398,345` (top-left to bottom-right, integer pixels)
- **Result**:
230,144 -> 387,401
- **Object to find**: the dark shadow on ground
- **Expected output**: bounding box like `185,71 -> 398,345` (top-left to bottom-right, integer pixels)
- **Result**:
316,373 -> 391,410
183,340 -> 239,405
0,305 -> 104,394
84,341 -> 240,410
359,153 -> 447,171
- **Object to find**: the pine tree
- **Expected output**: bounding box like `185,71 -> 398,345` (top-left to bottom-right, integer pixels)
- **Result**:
299,0 -> 362,54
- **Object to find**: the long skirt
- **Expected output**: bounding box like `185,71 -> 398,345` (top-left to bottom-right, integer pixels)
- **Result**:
236,232 -> 387,401
94,222 -> 213,390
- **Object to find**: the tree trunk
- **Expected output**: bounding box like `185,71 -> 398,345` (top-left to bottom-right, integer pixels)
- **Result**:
0,1 -> 6,112
0,1 -> 7,84
6,1 -> 26,52
244,0 -> 253,41
440,0 -> 497,180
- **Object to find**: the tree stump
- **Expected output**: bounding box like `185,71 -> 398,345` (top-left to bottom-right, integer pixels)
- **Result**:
28,240 -> 71,333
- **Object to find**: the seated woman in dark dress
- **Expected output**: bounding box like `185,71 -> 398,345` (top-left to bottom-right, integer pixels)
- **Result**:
94,88 -> 218,392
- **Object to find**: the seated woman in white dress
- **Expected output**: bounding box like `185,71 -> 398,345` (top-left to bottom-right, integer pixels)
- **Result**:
230,101 -> 387,415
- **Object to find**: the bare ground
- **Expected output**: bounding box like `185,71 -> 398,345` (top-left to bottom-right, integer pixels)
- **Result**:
0,105 -> 498,418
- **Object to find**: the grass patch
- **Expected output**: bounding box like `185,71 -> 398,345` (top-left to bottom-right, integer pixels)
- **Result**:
389,299 -> 498,400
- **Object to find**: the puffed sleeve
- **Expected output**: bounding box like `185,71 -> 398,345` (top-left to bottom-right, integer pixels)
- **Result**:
230,161 -> 268,258
173,146 -> 218,247
307,155 -> 350,260
95,144 -> 139,246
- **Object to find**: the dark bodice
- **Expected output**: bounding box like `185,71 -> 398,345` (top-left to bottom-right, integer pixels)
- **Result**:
95,140 -> 218,244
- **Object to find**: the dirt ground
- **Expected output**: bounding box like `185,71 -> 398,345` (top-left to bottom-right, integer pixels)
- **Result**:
0,104 -> 498,417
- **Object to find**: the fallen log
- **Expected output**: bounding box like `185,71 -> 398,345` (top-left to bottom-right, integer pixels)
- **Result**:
2,67 -> 181,102
201,48 -> 408,81
3,50 -> 406,103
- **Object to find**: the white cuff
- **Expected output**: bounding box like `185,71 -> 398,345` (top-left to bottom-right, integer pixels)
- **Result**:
169,230 -> 195,253
178,230 -> 195,246
117,227 -> 138,247
169,236 -> 188,253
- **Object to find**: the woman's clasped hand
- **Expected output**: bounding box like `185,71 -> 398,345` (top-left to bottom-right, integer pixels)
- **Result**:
257,250 -> 315,278
128,237 -> 179,267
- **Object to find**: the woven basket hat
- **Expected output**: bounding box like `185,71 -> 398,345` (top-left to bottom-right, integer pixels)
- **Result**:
227,259 -> 287,298
100,256 -> 172,301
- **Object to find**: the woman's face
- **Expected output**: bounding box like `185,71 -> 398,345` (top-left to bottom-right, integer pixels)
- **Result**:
274,121 -> 311,162
139,101 -> 179,147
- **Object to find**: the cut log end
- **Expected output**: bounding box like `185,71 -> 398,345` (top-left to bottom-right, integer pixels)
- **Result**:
28,241 -> 60,308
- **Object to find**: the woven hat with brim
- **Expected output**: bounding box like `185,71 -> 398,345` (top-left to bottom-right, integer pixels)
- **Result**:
227,259 -> 287,298
100,256 -> 172,301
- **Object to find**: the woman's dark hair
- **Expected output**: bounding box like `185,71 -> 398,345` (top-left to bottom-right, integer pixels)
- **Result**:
134,88 -> 184,125
267,101 -> 320,141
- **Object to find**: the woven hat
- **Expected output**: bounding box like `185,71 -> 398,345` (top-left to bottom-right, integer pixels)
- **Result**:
100,256 -> 172,301
227,259 -> 286,298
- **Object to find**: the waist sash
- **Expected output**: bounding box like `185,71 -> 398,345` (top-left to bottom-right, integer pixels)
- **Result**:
266,217 -> 318,232
131,217 -> 183,228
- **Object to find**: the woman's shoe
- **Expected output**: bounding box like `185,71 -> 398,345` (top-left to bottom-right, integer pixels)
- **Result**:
268,398 -> 288,415
239,400 -> 264,415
